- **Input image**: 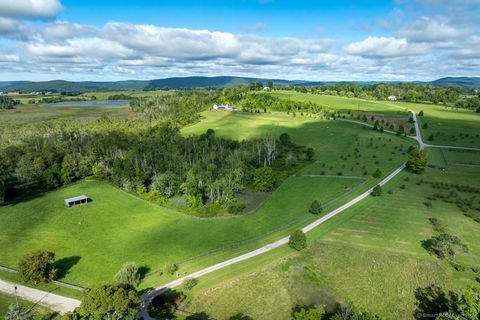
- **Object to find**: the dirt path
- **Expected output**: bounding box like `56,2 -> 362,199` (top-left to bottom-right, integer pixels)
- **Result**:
137,163 -> 406,319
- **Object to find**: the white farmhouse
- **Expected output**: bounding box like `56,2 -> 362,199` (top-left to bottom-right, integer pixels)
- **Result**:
387,95 -> 397,101
212,104 -> 233,111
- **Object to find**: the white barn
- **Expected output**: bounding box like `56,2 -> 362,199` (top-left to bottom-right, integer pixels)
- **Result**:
212,104 -> 233,111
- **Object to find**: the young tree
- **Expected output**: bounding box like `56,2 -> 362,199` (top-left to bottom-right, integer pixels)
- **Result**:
419,110 -> 424,116
4,303 -> 33,320
183,278 -> 198,290
422,233 -> 468,259
18,250 -> 58,283
406,148 -> 428,174
288,230 -> 307,251
309,200 -> 323,214
371,185 -> 382,197
65,284 -> 139,320
114,262 -> 140,288
372,168 -> 382,178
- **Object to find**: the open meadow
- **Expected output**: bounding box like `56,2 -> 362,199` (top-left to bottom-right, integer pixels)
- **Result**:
0,109 -> 412,289
182,147 -> 480,320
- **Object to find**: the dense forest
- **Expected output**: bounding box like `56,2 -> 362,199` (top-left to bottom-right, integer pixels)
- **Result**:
0,91 -> 313,216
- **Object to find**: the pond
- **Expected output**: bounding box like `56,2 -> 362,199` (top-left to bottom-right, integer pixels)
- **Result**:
40,100 -> 130,108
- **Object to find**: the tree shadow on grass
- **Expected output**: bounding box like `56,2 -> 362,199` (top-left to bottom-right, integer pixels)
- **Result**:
228,313 -> 253,320
185,312 -> 211,320
54,256 -> 81,280
413,285 -> 449,319
138,265 -> 150,280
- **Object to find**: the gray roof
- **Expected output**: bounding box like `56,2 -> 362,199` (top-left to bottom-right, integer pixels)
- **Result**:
64,195 -> 88,204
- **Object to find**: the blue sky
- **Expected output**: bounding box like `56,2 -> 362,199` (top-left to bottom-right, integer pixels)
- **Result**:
0,0 -> 479,81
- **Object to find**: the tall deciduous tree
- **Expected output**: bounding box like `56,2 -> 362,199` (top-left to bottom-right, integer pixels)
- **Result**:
406,148 -> 427,174
114,262 -> 140,288
18,250 -> 58,284
64,285 -> 139,320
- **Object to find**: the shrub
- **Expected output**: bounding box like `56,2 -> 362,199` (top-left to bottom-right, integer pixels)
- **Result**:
183,278 -> 198,290
419,110 -> 424,116
372,169 -> 382,178
18,250 -> 58,283
164,264 -> 178,275
227,200 -> 246,214
422,233 -> 468,259
253,167 -> 276,192
406,148 -> 428,174
309,200 -> 323,215
288,230 -> 307,251
114,262 -> 140,287
371,185 -> 382,197
4,304 -> 33,320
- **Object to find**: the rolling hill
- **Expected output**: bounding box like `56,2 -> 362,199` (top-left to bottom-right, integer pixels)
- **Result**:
0,76 -> 478,93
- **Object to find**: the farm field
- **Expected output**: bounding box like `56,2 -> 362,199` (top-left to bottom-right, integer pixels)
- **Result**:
274,91 -> 480,148
0,104 -> 133,129
181,149 -> 480,319
0,111 -> 412,288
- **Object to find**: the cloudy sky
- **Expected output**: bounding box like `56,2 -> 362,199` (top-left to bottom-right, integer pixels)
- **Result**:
0,0 -> 479,81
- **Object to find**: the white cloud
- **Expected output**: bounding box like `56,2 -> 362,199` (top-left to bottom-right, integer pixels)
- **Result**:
0,0 -> 63,19
25,37 -> 137,59
344,36 -> 429,58
0,18 -> 17,35
42,21 -> 97,39
397,16 -> 460,43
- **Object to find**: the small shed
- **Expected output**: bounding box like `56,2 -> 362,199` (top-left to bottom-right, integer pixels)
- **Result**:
64,195 -> 88,207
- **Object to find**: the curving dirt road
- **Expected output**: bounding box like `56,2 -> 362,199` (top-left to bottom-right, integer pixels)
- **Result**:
137,163 -> 406,319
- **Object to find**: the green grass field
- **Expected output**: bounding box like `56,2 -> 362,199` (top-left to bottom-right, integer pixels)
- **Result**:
0,104 -> 133,129
183,149 -> 480,319
1,111 -> 411,288
273,91 -> 480,148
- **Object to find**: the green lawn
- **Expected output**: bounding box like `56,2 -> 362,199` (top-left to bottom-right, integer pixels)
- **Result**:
182,149 -> 480,319
272,91 -> 480,148
1,111 -> 411,288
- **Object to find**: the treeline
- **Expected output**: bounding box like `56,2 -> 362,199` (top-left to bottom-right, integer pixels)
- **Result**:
219,89 -> 322,115
248,82 -> 478,111
130,90 -> 220,125
0,118 -> 312,215
0,96 -> 20,109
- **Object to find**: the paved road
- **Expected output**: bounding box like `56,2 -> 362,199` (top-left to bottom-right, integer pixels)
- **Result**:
0,279 -> 80,315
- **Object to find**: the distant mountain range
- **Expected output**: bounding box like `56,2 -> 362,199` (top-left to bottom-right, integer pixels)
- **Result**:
0,76 -> 479,93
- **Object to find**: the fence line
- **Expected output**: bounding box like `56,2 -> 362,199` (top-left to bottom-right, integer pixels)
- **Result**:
0,265 -> 84,291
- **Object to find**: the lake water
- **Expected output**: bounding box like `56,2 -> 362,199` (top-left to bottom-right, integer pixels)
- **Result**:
40,100 -> 130,108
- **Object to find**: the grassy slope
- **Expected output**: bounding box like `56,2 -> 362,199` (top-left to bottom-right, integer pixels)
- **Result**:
274,91 -> 480,148
183,145 -> 480,320
1,111 -> 412,288
185,153 -> 480,319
